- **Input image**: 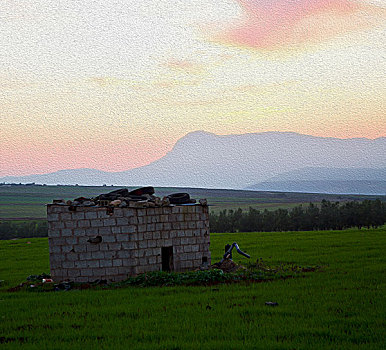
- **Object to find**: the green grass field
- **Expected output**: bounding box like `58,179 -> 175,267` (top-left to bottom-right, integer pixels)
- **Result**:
1,228 -> 385,349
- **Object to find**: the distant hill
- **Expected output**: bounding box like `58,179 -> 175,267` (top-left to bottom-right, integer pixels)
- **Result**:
1,131 -> 385,190
247,168 -> 386,195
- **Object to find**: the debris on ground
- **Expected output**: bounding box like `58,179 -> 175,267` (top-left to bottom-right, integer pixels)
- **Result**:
265,302 -> 279,306
210,259 -> 246,273
51,187 -> 205,209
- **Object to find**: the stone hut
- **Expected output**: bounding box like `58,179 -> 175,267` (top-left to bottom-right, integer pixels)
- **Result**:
47,204 -> 211,282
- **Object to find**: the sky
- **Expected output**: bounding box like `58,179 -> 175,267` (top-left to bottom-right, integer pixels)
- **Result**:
1,0 -> 385,176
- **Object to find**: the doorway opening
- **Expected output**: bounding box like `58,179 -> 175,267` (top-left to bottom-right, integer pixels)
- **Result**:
161,246 -> 173,272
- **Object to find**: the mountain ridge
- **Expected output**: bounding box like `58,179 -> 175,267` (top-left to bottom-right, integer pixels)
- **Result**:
1,131 -> 385,190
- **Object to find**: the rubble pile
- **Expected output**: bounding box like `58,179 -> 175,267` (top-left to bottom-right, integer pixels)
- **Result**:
210,259 -> 246,273
52,187 -> 208,209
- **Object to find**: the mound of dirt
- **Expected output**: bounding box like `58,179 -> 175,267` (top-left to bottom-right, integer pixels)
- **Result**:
210,259 -> 246,273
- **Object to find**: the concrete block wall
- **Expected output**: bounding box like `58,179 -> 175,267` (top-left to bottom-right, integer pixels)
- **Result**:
47,204 -> 211,282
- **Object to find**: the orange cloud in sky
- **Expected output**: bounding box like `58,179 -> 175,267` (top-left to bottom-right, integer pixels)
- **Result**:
217,0 -> 385,50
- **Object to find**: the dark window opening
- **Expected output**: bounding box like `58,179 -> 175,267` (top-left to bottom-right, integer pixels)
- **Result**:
162,246 -> 173,272
202,256 -> 208,263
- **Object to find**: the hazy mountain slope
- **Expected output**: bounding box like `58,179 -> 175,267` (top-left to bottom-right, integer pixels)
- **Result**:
1,131 -> 385,189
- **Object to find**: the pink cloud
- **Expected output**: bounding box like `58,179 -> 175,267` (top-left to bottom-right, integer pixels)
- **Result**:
218,0 -> 385,50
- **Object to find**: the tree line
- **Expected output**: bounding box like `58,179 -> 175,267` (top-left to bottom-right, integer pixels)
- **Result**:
1,199 -> 385,239
0,220 -> 47,240
209,200 -> 386,233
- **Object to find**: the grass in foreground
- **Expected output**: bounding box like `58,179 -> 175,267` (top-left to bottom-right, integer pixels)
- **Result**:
0,228 -> 385,349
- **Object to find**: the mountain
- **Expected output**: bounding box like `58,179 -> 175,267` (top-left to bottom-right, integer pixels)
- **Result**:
246,167 -> 386,195
1,131 -> 386,190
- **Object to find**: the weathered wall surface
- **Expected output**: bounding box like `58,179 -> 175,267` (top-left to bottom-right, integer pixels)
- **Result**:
47,205 -> 210,282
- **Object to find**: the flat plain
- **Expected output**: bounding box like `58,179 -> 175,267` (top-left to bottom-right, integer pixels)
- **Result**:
1,227 -> 385,349
1,184 -> 383,219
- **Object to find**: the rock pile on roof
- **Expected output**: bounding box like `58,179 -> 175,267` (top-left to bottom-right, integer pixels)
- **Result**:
51,186 -> 208,208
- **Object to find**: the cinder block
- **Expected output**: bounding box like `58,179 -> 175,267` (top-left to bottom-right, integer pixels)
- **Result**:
74,228 -> 86,236
97,210 -> 110,219
116,234 -> 129,242
92,251 -> 105,259
67,252 -> 79,261
185,261 -> 193,268
181,237 -> 189,245
100,260 -> 113,268
87,244 -> 100,252
122,241 -> 137,250
129,216 -> 138,225
172,206 -> 181,214
72,212 -> 85,220
81,268 -> 93,276
153,231 -> 161,239
68,269 -> 81,278
188,222 -> 196,229
118,250 -> 130,258
137,217 -> 144,225
146,224 -> 155,231
138,224 -> 146,233
50,245 -> 61,254
184,245 -> 192,253
65,221 -> 76,229
102,236 -> 116,243
124,258 -> 137,267
85,211 -> 98,219
103,218 -> 116,226
137,209 -> 146,216
47,213 -> 59,221
62,245 -> 74,253
172,222 -> 180,230
139,257 -> 147,265
104,251 -> 117,259
151,216 -> 159,223
172,238 -> 181,245
78,220 -> 91,228
191,245 -> 199,252
121,225 -> 137,234
98,227 -> 111,235
108,243 -> 122,250
122,208 -> 135,217
153,247 -> 161,255
177,231 -> 185,238
52,221 -> 65,229
188,237 -> 196,245
163,223 -> 171,230
79,252 -> 92,260
148,256 -> 157,264
175,246 -> 184,254
106,267 -> 119,275
61,229 -> 73,237
75,261 -> 87,268
146,208 -> 155,215
113,259 -> 122,267
91,219 -> 103,227
116,217 -> 128,225
148,240 -> 156,248
113,208 -> 123,217
87,260 -> 99,268
163,207 -> 172,214
193,229 -> 201,237
196,221 -> 204,229
111,226 -> 121,234
185,230 -> 193,237
160,215 -> 168,223
144,232 -> 153,240
138,241 -> 148,249
63,261 -> 74,268
180,222 -> 188,229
